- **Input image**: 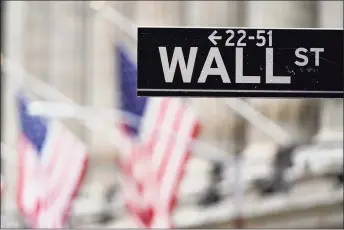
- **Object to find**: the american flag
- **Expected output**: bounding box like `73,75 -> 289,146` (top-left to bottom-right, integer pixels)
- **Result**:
117,44 -> 200,228
16,93 -> 88,228
1,174 -> 4,196
1,150 -> 6,197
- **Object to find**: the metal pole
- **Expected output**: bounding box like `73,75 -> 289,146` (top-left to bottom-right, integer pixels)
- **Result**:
1,57 -> 230,163
223,99 -> 293,145
27,101 -> 230,162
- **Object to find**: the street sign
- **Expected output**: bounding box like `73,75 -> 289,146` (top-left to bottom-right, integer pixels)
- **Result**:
137,27 -> 343,98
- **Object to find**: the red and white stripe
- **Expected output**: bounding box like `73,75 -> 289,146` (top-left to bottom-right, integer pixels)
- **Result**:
119,126 -> 154,228
1,174 -> 4,196
122,98 -> 199,228
17,121 -> 88,228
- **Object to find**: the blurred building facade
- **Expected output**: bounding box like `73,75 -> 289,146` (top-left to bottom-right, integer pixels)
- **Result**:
1,1 -> 343,228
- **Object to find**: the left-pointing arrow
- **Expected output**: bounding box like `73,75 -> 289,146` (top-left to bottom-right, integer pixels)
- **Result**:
208,30 -> 222,45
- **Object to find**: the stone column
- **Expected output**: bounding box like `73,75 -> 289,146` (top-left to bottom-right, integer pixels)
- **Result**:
24,2 -> 51,81
316,1 -> 343,141
87,3 -> 118,161
2,0 -> 28,211
244,1 -> 319,150
317,1 -> 343,28
182,1 -> 247,155
75,1 -> 123,202
49,1 -> 85,138
136,1 -> 182,27
114,1 -> 138,61
182,1 -> 245,27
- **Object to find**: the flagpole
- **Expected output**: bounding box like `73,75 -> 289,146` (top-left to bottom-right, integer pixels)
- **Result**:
1,56 -> 230,163
223,99 -> 292,145
2,56 -> 130,162
90,2 -> 137,42
27,101 -> 230,162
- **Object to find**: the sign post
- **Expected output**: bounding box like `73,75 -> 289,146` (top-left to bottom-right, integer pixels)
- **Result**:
137,27 -> 343,98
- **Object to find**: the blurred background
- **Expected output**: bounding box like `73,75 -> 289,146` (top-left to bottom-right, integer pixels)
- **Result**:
1,0 -> 343,228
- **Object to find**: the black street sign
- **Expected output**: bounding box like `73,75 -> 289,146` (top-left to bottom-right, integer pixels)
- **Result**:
137,27 -> 343,98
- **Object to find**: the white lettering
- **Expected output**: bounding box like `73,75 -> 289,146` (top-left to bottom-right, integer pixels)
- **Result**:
266,48 -> 291,84
198,47 -> 230,83
310,48 -> 324,66
236,48 -> 260,83
295,47 -> 309,66
159,47 -> 198,83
